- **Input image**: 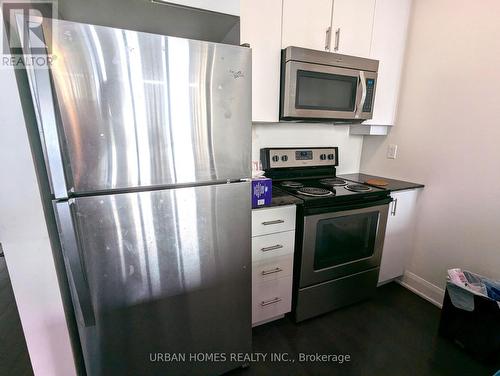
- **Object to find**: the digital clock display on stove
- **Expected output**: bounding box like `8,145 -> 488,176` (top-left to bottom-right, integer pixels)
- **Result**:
295,150 -> 313,160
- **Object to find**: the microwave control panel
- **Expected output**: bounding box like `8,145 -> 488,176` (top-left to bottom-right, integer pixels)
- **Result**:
261,147 -> 338,169
362,78 -> 375,113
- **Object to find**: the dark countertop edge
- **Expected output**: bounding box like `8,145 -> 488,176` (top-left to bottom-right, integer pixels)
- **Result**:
338,173 -> 424,192
253,186 -> 302,210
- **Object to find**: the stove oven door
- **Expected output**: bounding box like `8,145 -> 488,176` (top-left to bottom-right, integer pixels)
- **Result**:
299,202 -> 389,288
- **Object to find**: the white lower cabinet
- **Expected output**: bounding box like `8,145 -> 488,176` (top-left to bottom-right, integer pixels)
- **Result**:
252,275 -> 293,325
251,205 -> 296,326
252,254 -> 294,285
378,189 -> 420,284
251,205 -> 296,237
252,230 -> 295,262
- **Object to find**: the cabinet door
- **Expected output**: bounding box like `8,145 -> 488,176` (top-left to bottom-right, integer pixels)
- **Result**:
331,0 -> 375,57
241,0 -> 282,122
378,189 -> 419,284
281,0 -> 333,51
364,0 -> 412,126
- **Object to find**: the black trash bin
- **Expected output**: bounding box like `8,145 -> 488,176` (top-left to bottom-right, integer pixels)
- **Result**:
439,281 -> 500,364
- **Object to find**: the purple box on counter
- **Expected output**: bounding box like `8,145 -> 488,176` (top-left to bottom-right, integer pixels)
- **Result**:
251,178 -> 272,208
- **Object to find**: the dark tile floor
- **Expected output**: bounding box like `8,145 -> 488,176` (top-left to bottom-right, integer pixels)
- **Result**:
229,282 -> 498,376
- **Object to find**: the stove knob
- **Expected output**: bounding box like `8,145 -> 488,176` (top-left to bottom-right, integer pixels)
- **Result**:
272,155 -> 279,162
281,155 -> 288,162
328,154 -> 335,160
320,154 -> 327,160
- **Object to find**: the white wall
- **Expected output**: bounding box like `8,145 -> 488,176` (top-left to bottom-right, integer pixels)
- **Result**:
360,0 -> 500,295
0,67 -> 77,374
253,123 -> 364,174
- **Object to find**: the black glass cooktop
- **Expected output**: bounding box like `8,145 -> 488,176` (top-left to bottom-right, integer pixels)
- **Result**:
275,177 -> 388,206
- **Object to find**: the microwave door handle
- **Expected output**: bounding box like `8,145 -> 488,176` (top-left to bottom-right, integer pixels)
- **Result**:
355,71 -> 367,119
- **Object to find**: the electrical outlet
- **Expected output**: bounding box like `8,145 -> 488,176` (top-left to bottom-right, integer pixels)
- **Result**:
387,144 -> 398,159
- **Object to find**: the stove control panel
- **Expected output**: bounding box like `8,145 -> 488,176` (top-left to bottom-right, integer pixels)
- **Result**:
261,147 -> 338,169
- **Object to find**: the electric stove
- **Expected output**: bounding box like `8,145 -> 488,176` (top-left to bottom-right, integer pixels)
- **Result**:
260,147 -> 392,322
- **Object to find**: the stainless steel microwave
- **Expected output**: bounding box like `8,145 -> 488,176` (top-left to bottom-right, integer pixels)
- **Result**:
280,46 -> 379,122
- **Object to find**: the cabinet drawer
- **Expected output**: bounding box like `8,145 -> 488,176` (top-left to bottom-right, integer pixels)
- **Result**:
252,275 -> 292,324
252,254 -> 294,284
252,230 -> 295,262
252,205 -> 296,236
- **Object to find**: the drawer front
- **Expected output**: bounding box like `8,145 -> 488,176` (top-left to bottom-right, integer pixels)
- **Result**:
252,230 -> 295,262
252,205 -> 296,236
252,254 -> 294,284
252,275 -> 292,324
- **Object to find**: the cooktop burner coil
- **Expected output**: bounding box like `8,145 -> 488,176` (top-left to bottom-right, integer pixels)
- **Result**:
281,181 -> 304,188
319,178 -> 348,187
297,187 -> 334,197
345,184 -> 372,193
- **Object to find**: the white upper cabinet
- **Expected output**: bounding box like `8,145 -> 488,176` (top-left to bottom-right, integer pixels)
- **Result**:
331,0 -> 375,57
281,0 -> 333,51
364,0 -> 412,127
240,0 -> 282,122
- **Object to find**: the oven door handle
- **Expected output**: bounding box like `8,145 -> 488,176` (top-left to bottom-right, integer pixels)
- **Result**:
355,71 -> 367,119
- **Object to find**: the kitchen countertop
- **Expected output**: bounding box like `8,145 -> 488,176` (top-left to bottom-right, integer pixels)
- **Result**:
338,173 -> 424,192
267,186 -> 302,207
269,187 -> 303,207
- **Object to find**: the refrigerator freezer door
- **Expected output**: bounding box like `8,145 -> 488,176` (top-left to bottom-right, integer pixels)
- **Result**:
54,182 -> 252,376
40,19 -> 251,196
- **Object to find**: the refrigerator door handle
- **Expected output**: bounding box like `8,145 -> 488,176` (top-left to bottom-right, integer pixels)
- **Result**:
54,202 -> 95,327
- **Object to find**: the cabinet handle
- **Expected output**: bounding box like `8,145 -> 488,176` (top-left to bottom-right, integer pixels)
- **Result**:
262,219 -> 284,226
261,297 -> 282,307
261,267 -> 283,276
334,27 -> 340,51
391,198 -> 398,216
261,244 -> 284,252
325,26 -> 332,51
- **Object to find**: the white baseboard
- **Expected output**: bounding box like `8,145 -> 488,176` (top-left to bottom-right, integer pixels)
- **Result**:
397,271 -> 445,308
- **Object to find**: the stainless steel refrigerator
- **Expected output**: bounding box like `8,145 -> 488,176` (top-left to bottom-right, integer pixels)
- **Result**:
21,19 -> 252,376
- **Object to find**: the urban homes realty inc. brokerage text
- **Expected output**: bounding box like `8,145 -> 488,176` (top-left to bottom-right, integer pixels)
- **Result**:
149,352 -> 352,364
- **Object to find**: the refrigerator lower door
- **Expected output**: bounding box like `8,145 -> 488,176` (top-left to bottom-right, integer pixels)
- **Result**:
54,182 -> 251,376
